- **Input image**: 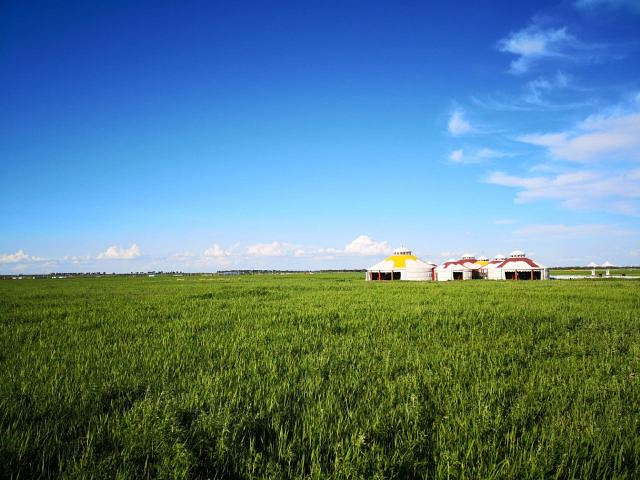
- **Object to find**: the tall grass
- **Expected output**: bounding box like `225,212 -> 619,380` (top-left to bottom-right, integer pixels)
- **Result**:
1,274 -> 639,478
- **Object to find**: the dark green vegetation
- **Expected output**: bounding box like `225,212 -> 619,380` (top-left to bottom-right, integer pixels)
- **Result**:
1,275 -> 639,479
550,268 -> 640,276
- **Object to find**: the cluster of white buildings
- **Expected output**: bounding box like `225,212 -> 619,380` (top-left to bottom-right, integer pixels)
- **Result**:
366,247 -> 548,281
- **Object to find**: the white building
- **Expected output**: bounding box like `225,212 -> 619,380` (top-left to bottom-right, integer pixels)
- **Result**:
485,250 -> 548,280
366,247 -> 436,281
435,254 -> 482,281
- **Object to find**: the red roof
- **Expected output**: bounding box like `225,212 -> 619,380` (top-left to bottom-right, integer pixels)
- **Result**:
441,260 -> 479,269
495,257 -> 541,269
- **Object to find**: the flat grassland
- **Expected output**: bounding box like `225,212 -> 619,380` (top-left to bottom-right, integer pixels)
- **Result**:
1,274 -> 639,479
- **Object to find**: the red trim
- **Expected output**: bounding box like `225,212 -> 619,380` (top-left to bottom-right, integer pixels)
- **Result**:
495,257 -> 540,269
441,260 -> 480,269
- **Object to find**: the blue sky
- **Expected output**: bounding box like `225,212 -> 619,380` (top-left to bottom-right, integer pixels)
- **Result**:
1,0 -> 639,273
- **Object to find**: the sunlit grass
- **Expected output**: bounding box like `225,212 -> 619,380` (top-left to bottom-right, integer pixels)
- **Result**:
1,274 -> 639,478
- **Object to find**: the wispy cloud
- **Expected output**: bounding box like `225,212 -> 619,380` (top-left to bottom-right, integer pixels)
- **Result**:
471,93 -> 595,112
574,0 -> 640,13
246,241 -> 299,257
97,244 -> 141,260
518,112 -> 640,163
523,72 -> 570,104
497,24 -> 574,74
449,149 -> 464,162
62,255 -> 92,265
448,110 -> 473,135
497,19 -> 610,74
448,147 -> 510,164
204,244 -> 231,258
172,251 -> 195,260
487,168 -> 640,215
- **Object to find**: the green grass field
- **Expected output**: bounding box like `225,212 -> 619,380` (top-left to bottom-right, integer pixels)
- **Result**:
1,274 -> 639,479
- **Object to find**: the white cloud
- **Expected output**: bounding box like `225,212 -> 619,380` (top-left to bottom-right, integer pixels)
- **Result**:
62,255 -> 92,265
471,93 -> 595,112
449,149 -> 464,162
172,251 -> 195,259
574,0 -> 640,13
448,147 -> 509,164
523,72 -> 570,104
97,244 -> 141,260
203,244 -> 230,258
497,25 -> 573,74
496,17 -> 611,75
487,168 -> 640,215
0,250 -> 48,264
518,112 -> 640,163
513,223 -> 634,237
448,110 -> 473,135
246,241 -> 296,257
343,235 -> 391,256
477,148 -> 509,159
0,250 -> 30,263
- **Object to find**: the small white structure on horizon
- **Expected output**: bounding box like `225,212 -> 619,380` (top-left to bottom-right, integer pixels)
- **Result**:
366,247 -> 435,281
588,262 -> 599,276
485,250 -> 548,280
602,261 -> 615,276
435,254 -> 482,281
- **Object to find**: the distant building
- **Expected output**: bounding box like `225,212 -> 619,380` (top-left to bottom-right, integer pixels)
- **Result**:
366,247 -> 436,281
435,254 -> 482,281
484,250 -> 548,280
365,248 -> 549,282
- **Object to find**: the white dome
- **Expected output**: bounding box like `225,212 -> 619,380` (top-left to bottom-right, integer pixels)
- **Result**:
509,250 -> 525,258
477,256 -> 488,261
393,247 -> 412,255
461,253 -> 475,260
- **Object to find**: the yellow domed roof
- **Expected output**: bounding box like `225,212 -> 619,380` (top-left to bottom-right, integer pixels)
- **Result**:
384,254 -> 417,268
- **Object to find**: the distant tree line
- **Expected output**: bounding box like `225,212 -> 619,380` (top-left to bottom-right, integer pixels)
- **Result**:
0,270 -> 368,279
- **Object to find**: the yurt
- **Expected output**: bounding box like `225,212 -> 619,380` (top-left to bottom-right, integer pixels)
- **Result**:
366,247 -> 435,281
435,254 -> 482,281
481,254 -> 506,277
485,250 -> 548,280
